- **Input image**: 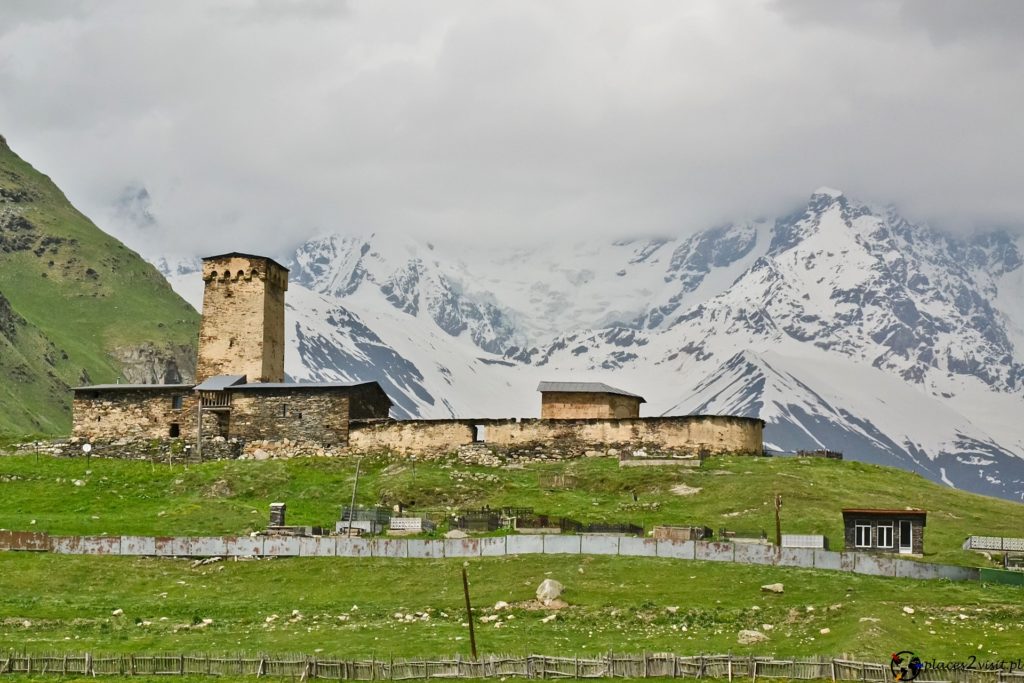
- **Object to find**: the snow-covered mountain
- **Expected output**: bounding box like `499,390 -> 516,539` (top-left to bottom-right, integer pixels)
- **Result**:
155,189 -> 1024,501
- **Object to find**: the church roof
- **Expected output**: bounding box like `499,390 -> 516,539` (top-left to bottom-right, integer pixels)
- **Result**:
536,381 -> 646,402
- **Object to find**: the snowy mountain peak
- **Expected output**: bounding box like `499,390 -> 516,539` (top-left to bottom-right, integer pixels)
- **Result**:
153,189 -> 1024,501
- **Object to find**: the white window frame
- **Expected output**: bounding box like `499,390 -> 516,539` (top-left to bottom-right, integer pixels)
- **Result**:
877,523 -> 894,549
855,521 -> 872,548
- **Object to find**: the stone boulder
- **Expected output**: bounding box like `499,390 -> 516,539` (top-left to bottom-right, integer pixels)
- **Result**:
536,579 -> 564,604
737,629 -> 769,645
761,583 -> 784,593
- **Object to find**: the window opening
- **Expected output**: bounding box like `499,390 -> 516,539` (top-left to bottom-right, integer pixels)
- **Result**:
169,423 -> 180,438
855,522 -> 871,548
877,523 -> 894,548
171,395 -> 184,410
473,424 -> 487,443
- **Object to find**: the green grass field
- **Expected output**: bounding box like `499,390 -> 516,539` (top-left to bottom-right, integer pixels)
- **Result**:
1,453 -> 1021,568
2,452 -> 1023,662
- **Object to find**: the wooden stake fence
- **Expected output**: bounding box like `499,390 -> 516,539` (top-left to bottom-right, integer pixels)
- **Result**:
1,652 -> 1024,681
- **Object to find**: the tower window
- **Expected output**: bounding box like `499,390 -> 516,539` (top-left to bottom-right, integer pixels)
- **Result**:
169,423 -> 181,438
171,395 -> 184,410
281,403 -> 288,417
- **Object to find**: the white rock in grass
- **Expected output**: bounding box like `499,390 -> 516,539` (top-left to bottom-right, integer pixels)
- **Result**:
761,583 -> 784,593
494,601 -> 510,611
540,614 -> 557,624
738,630 -> 768,644
111,609 -> 124,617
536,579 -> 564,604
903,606 -> 915,614
820,628 -> 831,635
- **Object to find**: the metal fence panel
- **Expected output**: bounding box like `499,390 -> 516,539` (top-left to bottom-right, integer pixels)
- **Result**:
369,538 -> 408,558
733,543 -> 775,565
120,536 -> 156,556
443,538 -> 481,558
407,539 -> 443,559
190,537 -> 228,557
580,536 -> 619,556
656,539 -> 696,559
544,535 -> 582,555
618,537 -> 657,557
154,537 -> 189,556
776,547 -> 815,568
695,541 -> 734,562
506,534 -> 544,555
51,535 -> 120,555
854,553 -> 897,577
479,536 -> 508,557
225,535 -> 264,556
336,537 -> 372,557
262,536 -> 302,557
299,536 -> 336,557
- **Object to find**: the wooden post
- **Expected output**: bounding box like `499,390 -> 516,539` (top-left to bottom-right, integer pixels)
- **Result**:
774,494 -> 782,548
461,567 -> 478,659
831,660 -> 836,683
347,458 -> 362,537
728,655 -> 733,682
86,652 -> 93,677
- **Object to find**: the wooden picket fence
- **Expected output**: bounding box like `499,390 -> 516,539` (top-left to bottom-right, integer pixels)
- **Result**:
2,652 -> 1024,681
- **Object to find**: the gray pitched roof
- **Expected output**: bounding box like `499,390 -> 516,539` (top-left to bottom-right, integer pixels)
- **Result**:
194,375 -> 247,391
228,381 -> 384,392
74,384 -> 193,391
536,381 -> 646,402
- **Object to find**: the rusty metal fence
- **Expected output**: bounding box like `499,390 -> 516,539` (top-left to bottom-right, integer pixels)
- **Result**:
3,652 -> 1024,681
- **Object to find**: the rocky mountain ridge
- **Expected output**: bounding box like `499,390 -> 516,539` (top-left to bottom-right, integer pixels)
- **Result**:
156,189 -> 1024,500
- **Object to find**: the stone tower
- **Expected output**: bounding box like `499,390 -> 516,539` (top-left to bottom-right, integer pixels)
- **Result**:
196,253 -> 289,383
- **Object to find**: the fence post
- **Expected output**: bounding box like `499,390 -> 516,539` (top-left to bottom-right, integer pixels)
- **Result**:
831,660 -> 836,683
728,655 -> 733,682
751,659 -> 757,683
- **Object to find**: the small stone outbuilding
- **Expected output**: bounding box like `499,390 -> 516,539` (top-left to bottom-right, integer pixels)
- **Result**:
842,508 -> 926,555
538,381 -> 645,419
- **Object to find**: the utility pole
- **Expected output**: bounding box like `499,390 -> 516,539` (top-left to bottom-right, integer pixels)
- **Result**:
462,566 -> 478,659
346,458 -> 362,537
774,493 -> 783,547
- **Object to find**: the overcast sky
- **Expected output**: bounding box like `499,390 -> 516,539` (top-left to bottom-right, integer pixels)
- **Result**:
1,0 -> 1023,258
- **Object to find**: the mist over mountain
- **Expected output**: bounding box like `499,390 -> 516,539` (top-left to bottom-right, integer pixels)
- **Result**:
154,189 -> 1024,501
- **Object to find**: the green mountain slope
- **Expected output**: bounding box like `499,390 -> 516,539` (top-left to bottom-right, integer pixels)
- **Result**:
0,134 -> 199,440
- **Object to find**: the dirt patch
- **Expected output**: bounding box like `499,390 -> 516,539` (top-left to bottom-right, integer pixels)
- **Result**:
205,479 -> 234,498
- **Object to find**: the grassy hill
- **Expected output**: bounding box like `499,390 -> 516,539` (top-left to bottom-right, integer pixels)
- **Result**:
0,454 -> 1023,660
0,134 -> 199,441
1,452 -> 1021,567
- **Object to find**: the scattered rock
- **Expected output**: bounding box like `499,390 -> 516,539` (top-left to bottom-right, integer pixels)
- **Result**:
444,529 -> 469,539
670,483 -> 701,496
666,606 -> 679,614
540,614 -> 557,624
903,606 -> 915,614
737,629 -> 768,644
494,601 -> 510,611
111,609 -> 124,617
761,583 -> 784,593
73,479 -> 85,487
536,579 -> 564,604
480,615 -> 500,623
820,628 -> 831,635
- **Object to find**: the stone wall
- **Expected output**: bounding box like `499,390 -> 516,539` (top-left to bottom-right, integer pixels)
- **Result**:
196,255 -> 288,383
348,415 -> 763,458
229,389 -> 350,447
72,387 -> 195,441
540,392 -> 641,419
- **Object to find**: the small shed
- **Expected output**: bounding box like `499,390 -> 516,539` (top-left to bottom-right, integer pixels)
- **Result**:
842,509 -> 926,554
537,381 -> 646,419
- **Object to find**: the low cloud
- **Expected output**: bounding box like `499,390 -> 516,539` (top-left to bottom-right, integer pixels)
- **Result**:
1,0 -> 1022,259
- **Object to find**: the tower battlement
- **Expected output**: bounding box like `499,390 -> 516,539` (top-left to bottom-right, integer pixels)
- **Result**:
196,253 -> 289,383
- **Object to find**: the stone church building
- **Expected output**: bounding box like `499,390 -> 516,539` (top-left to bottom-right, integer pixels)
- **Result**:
73,252 -> 764,460
73,253 -> 392,453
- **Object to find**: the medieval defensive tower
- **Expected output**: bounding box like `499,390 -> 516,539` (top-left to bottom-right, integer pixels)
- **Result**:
196,253 -> 289,383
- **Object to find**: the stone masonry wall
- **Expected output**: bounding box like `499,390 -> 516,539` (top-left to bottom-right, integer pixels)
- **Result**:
72,388 -> 195,441
540,392 -> 642,419
229,390 -> 349,447
348,415 -> 763,458
196,255 -> 287,383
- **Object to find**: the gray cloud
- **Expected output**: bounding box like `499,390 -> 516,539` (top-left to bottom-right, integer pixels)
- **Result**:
1,0 -> 1022,259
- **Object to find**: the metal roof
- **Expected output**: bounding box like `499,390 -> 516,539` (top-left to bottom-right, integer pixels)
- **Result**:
536,381 -> 646,402
841,509 -> 928,516
202,252 -> 289,272
228,381 -> 385,392
194,375 -> 247,391
74,384 -> 193,391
